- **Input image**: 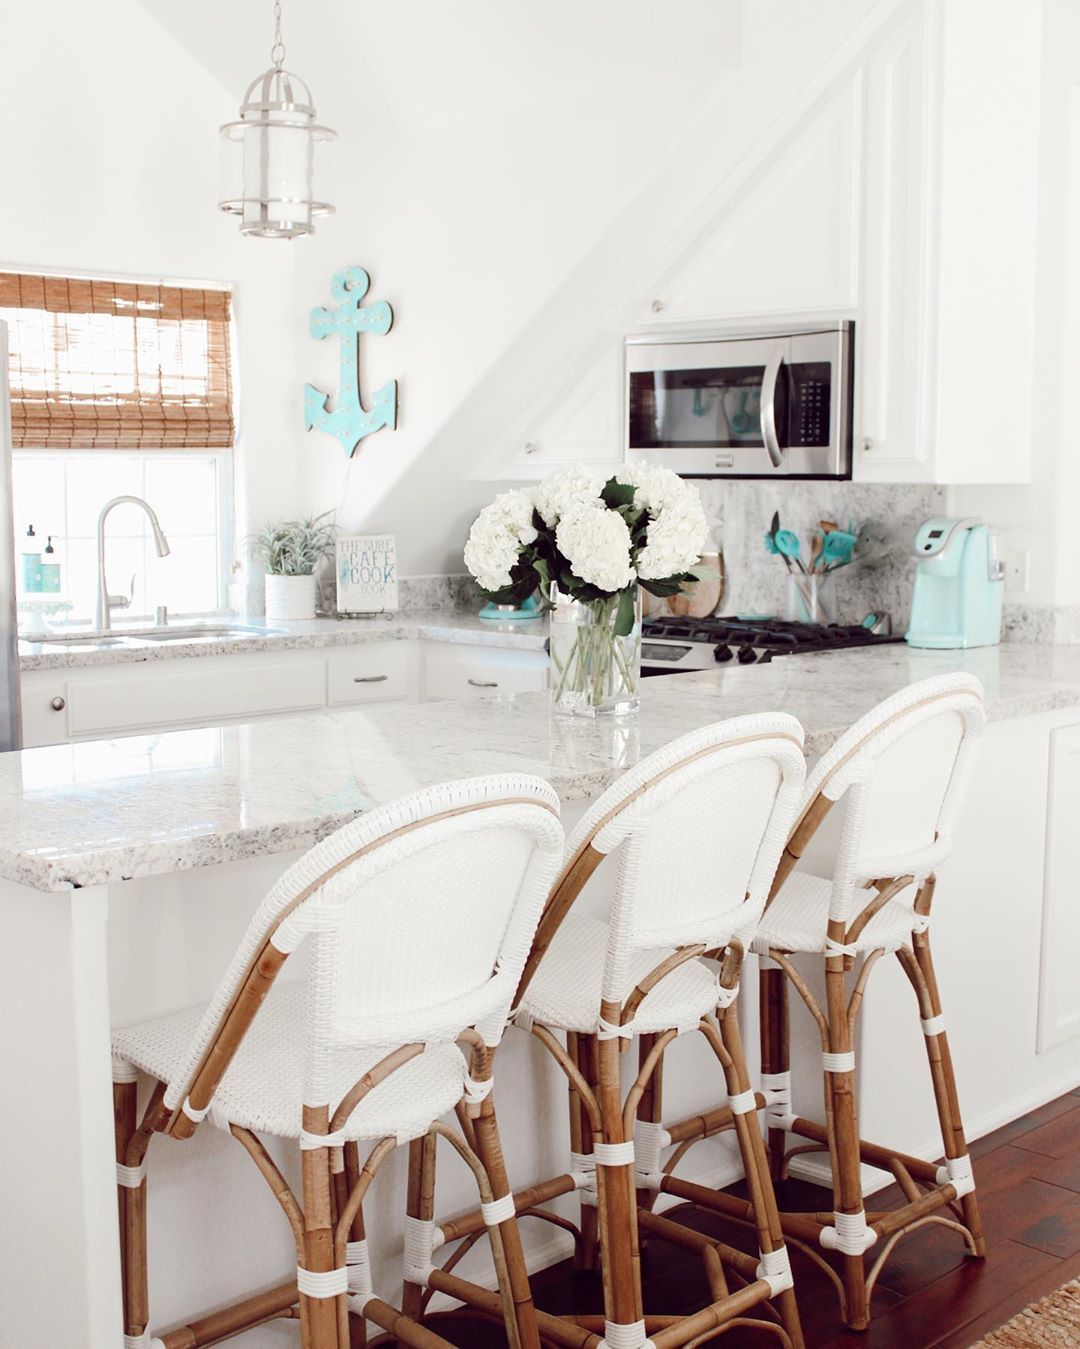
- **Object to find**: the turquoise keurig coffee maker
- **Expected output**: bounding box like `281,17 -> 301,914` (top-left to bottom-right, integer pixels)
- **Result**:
906,517 -> 1004,649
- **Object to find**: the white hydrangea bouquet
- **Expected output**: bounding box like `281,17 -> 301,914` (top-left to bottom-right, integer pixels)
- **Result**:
464,462 -> 709,715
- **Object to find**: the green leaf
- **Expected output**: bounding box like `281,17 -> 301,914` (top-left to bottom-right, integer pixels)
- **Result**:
639,577 -> 685,598
613,585 -> 637,637
601,477 -> 637,510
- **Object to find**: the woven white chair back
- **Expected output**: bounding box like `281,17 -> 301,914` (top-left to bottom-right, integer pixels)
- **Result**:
805,673 -> 985,924
162,775 -> 563,1119
564,715 -> 805,1006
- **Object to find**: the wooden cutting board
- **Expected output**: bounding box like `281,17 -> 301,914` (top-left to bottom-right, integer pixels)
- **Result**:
662,551 -> 724,618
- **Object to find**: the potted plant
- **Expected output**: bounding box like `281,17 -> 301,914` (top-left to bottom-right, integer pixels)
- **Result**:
249,512 -> 336,621
463,464 -> 709,716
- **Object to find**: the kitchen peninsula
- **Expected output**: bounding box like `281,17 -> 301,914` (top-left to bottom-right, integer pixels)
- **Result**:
3,642 -> 1080,1347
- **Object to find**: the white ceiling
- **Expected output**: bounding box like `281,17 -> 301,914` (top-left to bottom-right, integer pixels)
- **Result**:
133,0 -> 742,139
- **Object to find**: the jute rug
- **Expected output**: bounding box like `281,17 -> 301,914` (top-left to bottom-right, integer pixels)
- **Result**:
970,1276 -> 1080,1346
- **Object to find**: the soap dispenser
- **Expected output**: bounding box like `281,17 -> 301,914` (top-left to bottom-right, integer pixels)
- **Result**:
21,525 -> 42,593
40,536 -> 61,593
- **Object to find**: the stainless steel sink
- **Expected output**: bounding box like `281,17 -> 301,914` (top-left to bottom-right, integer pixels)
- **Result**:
32,624 -> 283,648
34,633 -> 129,647
129,624 -> 281,642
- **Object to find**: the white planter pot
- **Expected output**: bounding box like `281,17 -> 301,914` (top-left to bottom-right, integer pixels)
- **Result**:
264,574 -> 317,621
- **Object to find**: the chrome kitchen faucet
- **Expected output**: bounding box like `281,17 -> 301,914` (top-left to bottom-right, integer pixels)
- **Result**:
95,496 -> 171,631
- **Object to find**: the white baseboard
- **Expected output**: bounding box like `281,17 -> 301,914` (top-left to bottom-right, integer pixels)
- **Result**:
789,1062 -> 1080,1194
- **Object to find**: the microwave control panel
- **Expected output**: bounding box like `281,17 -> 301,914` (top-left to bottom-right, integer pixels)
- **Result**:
788,362 -> 831,447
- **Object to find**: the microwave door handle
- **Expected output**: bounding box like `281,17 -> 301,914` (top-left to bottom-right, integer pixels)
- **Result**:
760,346 -> 785,468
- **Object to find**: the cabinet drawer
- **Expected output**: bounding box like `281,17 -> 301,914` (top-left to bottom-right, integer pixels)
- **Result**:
327,643 -> 413,705
423,643 -> 548,701
20,675 -> 70,747
66,659 -> 326,736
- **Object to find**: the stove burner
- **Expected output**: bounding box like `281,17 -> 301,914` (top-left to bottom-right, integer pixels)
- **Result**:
643,613 -> 902,663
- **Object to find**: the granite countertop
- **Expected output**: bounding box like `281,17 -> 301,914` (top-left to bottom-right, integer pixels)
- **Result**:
4,642 -> 1080,894
18,610 -> 548,671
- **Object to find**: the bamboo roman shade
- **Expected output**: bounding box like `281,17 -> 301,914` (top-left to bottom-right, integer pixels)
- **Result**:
0,272 -> 235,450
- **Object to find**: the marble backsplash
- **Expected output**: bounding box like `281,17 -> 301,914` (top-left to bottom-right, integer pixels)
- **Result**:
392,482 -> 946,629
695,480 -> 947,630
369,483 -> 1078,642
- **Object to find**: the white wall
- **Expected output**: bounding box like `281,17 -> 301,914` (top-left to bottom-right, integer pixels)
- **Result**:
285,1 -> 747,574
0,0 -> 297,575
288,0 -> 889,576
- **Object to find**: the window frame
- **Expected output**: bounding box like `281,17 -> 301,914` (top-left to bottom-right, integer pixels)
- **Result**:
4,264 -> 239,620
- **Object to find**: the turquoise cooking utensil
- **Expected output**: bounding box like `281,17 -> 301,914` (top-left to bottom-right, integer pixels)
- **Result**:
774,529 -> 808,574
765,511 -> 783,557
820,529 -> 856,569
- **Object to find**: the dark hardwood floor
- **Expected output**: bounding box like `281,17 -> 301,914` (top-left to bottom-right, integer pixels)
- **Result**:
408,1088 -> 1080,1348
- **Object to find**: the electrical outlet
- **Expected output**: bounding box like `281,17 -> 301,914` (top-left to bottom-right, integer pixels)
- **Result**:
1002,549 -> 1030,593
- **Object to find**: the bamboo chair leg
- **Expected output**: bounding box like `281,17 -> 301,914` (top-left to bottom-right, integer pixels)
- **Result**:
718,1003 -> 806,1349
568,1031 -> 599,1271
301,1105 -> 345,1349
908,931 -> 987,1258
635,1032 -> 664,1217
472,1092 -> 542,1349
343,1143 -> 368,1349
402,1132 -> 438,1321
824,958 -> 870,1332
594,1026 -> 645,1338
759,962 -> 790,1183
114,1078 -> 144,1339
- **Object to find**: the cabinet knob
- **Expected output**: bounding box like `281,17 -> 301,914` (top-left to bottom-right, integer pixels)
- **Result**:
50,695 -> 66,711
523,442 -> 538,456
468,679 -> 499,688
862,436 -> 874,451
651,298 -> 665,313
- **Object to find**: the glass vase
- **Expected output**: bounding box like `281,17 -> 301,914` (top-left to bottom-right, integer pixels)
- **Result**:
549,585 -> 642,717
784,571 -> 835,624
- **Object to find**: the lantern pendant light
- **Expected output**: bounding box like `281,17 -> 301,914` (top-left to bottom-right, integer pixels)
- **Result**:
218,0 -> 337,239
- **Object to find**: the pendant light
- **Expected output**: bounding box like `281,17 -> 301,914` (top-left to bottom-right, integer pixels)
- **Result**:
218,0 -> 337,239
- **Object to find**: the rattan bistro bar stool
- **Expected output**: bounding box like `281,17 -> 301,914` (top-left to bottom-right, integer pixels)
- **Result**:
750,672 -> 987,1330
110,774 -> 563,1349
505,715 -> 808,1349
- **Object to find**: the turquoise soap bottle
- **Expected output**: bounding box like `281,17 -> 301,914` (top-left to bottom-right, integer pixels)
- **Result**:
40,536 -> 61,593
21,525 -> 42,593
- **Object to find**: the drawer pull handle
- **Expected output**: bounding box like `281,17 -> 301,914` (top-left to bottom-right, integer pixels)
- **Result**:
353,674 -> 389,683
50,695 -> 66,711
468,679 -> 499,688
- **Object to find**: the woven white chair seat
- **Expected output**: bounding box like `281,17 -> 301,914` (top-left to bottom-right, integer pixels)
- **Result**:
113,984 -> 468,1144
752,871 -> 918,956
519,913 -> 721,1034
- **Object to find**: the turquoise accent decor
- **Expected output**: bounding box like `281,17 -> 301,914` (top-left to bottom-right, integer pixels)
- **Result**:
478,594 -> 542,622
304,266 -> 398,457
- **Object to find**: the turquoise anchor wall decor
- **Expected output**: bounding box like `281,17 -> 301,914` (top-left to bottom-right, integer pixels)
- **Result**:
304,266 -> 398,457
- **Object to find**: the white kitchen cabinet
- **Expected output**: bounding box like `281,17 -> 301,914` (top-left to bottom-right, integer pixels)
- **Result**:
19,637 -> 551,746
63,659 -> 327,738
855,0 -> 1041,484
1038,723 -> 1080,1054
326,643 -> 416,707
20,641 -> 422,747
421,642 -> 548,701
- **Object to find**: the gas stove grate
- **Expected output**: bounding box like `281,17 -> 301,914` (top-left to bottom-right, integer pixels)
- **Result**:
643,613 -> 902,654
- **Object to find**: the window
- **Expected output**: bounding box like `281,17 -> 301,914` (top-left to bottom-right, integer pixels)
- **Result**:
3,271 -> 236,622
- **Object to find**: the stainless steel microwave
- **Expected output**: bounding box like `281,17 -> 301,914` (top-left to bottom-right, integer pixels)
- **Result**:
625,320 -> 854,478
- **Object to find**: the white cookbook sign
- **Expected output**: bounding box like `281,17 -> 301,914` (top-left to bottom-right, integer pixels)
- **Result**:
336,534 -> 398,613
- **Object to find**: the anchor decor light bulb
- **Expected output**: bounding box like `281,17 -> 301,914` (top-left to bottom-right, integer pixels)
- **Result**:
218,0 -> 336,238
